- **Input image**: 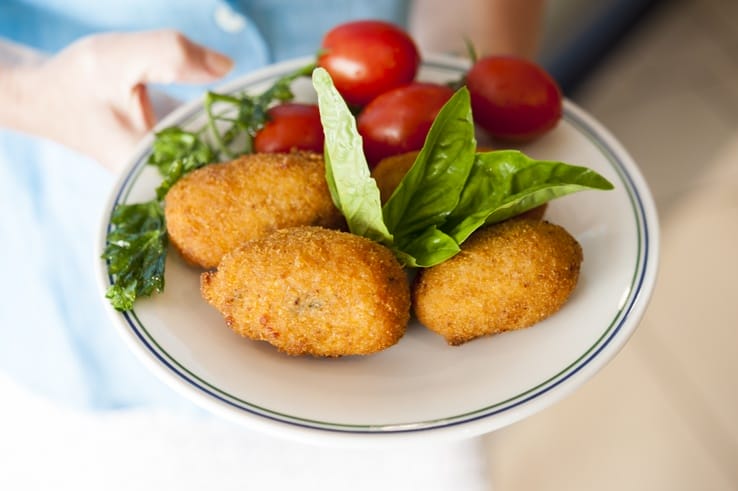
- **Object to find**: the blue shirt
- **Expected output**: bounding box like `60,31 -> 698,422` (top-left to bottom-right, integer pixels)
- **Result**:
0,0 -> 409,411
2,0 -> 409,97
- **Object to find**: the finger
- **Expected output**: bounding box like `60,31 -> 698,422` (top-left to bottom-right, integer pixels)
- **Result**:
99,30 -> 234,86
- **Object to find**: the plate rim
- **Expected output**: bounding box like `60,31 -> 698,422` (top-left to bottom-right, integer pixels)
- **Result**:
96,55 -> 660,442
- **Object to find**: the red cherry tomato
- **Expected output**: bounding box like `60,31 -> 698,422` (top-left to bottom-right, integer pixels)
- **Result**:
253,103 -> 324,154
466,56 -> 562,141
357,82 -> 454,166
317,20 -> 420,107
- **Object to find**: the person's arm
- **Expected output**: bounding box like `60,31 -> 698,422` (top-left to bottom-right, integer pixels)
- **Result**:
469,0 -> 546,59
0,30 -> 232,172
410,0 -> 546,59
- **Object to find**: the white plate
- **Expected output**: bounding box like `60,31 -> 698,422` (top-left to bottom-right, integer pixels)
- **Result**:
96,55 -> 659,444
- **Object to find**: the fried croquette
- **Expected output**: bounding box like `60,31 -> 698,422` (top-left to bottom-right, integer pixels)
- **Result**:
371,151 -> 419,203
413,218 -> 583,345
165,151 -> 344,269
516,202 -> 547,221
201,226 -> 410,357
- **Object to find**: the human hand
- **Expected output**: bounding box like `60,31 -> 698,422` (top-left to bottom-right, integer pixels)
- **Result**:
6,30 -> 233,172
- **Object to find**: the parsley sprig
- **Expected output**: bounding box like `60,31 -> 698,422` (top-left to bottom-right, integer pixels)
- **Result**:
102,62 -> 315,311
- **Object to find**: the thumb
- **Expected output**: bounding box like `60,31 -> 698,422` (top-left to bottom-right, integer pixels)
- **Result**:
129,83 -> 157,132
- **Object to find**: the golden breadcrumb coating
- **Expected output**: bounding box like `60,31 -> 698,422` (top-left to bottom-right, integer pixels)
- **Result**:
413,218 -> 582,345
165,151 -> 344,269
201,226 -> 410,357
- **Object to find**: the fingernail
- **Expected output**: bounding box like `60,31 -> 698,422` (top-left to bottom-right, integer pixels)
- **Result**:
204,50 -> 234,76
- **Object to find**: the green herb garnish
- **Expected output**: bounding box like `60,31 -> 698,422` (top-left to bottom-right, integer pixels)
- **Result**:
148,127 -> 215,200
102,62 -> 315,311
203,61 -> 314,158
312,66 -> 614,267
103,201 -> 167,311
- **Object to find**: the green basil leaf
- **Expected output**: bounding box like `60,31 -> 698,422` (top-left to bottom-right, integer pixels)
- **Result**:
395,226 -> 461,267
382,87 -> 477,239
312,67 -> 392,244
443,150 -> 615,243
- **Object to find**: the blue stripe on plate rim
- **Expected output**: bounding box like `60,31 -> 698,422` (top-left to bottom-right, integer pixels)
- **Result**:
104,58 -> 652,435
